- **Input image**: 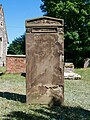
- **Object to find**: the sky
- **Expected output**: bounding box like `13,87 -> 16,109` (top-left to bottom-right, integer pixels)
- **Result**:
0,0 -> 43,43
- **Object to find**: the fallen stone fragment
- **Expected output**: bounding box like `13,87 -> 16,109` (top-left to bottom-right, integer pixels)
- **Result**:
64,71 -> 81,80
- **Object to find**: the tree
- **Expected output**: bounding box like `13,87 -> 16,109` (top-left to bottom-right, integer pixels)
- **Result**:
40,0 -> 90,67
7,34 -> 25,55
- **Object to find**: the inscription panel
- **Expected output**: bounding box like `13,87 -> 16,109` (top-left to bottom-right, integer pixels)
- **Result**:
31,27 -> 57,33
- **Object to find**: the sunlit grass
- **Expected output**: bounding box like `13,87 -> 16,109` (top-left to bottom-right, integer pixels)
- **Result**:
0,66 -> 6,73
0,67 -> 90,120
75,68 -> 90,81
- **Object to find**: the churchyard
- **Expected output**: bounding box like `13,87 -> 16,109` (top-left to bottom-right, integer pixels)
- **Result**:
0,1 -> 89,119
0,67 -> 90,120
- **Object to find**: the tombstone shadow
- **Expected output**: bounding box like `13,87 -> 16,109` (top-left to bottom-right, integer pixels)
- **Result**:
0,92 -> 26,103
0,72 -> 5,76
3,105 -> 90,120
21,73 -> 26,77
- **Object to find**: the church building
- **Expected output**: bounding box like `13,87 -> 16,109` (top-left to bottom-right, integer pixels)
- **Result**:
0,4 -> 8,66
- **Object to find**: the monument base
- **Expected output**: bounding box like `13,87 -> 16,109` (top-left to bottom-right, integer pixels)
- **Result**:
26,84 -> 64,106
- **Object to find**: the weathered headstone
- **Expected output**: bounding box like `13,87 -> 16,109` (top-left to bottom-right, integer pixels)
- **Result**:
84,58 -> 90,68
25,16 -> 64,106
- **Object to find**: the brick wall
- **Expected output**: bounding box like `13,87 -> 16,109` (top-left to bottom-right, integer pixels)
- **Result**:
6,55 -> 26,73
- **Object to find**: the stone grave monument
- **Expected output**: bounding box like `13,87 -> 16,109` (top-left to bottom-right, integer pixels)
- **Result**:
25,16 -> 64,106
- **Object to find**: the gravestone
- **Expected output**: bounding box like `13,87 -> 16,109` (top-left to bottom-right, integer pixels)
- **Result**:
64,63 -> 74,72
84,58 -> 90,68
25,16 -> 64,106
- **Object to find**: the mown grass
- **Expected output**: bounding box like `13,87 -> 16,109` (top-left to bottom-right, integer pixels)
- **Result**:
0,67 -> 6,73
0,67 -> 90,120
65,68 -> 90,110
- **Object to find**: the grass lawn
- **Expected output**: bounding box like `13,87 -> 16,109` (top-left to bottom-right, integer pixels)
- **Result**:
0,67 -> 90,120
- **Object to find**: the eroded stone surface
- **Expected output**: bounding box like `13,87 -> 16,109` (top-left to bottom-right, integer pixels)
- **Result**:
25,16 -> 64,106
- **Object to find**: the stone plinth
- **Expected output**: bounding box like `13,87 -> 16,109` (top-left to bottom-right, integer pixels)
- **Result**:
25,16 -> 64,106
64,63 -> 74,72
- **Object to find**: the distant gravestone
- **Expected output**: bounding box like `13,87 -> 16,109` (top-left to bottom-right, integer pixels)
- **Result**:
25,16 -> 64,106
0,5 -> 8,66
84,58 -> 90,68
64,63 -> 74,72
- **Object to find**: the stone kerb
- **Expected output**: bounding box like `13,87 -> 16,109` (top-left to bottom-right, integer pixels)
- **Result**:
25,16 -> 64,106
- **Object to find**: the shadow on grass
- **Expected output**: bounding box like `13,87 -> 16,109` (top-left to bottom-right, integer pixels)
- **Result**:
21,73 -> 26,77
0,92 -> 26,103
3,111 -> 48,120
0,72 -> 5,76
3,105 -> 90,120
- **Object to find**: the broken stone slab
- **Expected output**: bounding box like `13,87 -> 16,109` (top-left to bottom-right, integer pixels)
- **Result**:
26,84 -> 64,106
64,71 -> 81,80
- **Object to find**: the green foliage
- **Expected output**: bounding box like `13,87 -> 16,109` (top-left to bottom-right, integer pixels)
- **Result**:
41,0 -> 90,67
7,34 -> 25,55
